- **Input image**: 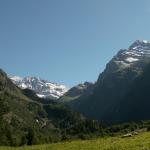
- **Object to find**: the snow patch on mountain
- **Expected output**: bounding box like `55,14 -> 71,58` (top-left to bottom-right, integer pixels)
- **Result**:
10,76 -> 23,82
36,94 -> 45,98
125,57 -> 139,63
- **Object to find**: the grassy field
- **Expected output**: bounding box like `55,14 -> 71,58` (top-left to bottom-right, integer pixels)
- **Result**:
1,132 -> 150,150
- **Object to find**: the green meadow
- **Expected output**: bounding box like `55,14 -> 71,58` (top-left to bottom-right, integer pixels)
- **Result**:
1,132 -> 150,150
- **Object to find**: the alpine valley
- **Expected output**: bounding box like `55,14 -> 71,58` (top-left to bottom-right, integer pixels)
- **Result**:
1,40 -> 150,146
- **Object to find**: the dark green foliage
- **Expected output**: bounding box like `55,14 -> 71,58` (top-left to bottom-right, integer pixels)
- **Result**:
44,104 -> 104,139
26,128 -> 38,145
21,136 -> 27,146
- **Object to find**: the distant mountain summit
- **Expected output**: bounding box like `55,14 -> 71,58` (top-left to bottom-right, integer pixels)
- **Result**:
9,76 -> 68,100
59,82 -> 95,102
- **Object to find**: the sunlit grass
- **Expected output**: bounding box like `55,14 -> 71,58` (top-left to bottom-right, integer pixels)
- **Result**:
1,132 -> 150,150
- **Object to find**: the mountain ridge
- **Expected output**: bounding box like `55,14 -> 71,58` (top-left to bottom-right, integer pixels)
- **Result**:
64,40 -> 150,124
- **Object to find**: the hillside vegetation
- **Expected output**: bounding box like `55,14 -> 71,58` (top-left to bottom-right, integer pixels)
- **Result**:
0,69 -> 104,146
0,131 -> 150,150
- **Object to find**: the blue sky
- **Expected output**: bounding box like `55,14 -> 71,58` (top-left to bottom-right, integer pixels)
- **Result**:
1,0 -> 150,87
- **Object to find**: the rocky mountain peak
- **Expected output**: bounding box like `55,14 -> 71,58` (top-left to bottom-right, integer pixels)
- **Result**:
129,40 -> 150,50
110,40 -> 150,70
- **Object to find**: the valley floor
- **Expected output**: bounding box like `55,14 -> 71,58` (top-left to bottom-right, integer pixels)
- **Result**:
1,132 -> 150,150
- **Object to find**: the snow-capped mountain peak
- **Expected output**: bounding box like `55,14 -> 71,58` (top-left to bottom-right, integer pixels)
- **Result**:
129,40 -> 150,50
113,40 -> 150,66
9,75 -> 69,100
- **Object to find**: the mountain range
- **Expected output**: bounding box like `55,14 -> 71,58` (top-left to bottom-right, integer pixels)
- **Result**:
9,76 -> 68,100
